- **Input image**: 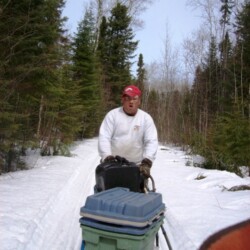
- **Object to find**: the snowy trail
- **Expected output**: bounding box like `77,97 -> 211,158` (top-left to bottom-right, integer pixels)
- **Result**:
152,146 -> 250,249
1,139 -> 250,250
0,139 -> 99,250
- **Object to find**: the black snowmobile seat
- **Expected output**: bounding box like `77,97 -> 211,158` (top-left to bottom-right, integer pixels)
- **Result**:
95,156 -> 141,193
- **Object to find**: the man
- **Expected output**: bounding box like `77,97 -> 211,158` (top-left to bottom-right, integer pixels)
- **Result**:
98,85 -> 158,178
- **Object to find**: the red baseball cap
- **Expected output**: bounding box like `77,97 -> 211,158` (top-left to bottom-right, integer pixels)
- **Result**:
122,85 -> 141,97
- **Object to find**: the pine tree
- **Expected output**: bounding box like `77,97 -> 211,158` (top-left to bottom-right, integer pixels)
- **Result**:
219,31 -> 233,113
98,3 -> 138,109
234,1 -> 250,118
0,0 -> 78,167
220,0 -> 234,31
136,53 -> 146,94
72,6 -> 102,138
219,0 -> 234,65
196,36 -> 220,122
28,0 -> 80,155
219,0 -> 234,113
206,112 -> 250,175
97,16 -> 111,111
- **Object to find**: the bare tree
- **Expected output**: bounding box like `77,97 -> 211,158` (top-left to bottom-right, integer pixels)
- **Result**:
186,0 -> 221,39
91,0 -> 153,29
161,23 -> 181,92
118,0 -> 154,28
182,27 -> 209,81
88,0 -> 153,52
143,22 -> 185,143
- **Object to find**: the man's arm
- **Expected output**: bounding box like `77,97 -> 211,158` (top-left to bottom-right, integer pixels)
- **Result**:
139,114 -> 158,178
98,112 -> 114,161
143,114 -> 158,162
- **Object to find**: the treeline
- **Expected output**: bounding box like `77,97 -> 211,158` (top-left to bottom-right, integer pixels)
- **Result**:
0,0 -> 249,175
146,0 -> 250,175
0,0 -> 143,172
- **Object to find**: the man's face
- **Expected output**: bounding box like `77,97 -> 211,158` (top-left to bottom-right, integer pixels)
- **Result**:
122,95 -> 141,115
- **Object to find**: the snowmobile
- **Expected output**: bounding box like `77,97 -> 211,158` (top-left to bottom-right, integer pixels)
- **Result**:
79,155 -> 173,250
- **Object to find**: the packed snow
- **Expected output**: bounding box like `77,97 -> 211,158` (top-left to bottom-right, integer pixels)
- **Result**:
0,138 -> 249,250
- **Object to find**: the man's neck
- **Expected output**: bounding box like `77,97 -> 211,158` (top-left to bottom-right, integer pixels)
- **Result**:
123,108 -> 137,116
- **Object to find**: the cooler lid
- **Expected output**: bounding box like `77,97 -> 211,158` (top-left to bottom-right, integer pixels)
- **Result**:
80,188 -> 165,227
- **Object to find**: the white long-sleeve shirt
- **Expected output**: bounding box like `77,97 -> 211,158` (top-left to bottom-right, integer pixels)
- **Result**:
98,107 -> 158,163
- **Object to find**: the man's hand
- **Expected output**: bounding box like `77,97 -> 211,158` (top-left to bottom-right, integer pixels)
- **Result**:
139,158 -> 152,178
103,155 -> 116,163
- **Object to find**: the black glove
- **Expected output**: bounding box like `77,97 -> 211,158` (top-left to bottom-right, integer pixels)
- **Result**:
115,155 -> 129,164
139,158 -> 152,178
103,155 -> 116,163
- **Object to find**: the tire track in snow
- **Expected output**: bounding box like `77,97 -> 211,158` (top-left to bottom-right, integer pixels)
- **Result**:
24,140 -> 100,250
160,207 -> 197,250
64,139 -> 100,250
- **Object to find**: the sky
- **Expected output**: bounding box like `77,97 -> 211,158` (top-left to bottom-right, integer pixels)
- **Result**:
62,0 -> 202,66
0,138 -> 250,250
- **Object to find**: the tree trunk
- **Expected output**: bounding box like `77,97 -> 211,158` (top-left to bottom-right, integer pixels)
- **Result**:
37,95 -> 44,138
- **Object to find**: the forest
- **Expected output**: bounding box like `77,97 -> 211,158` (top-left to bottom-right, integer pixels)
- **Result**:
0,0 -> 249,175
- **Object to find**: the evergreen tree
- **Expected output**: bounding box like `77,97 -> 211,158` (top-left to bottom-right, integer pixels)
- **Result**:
136,53 -> 146,94
195,35 -> 221,123
36,0 -> 79,155
97,16 -> 109,65
96,16 -> 112,113
0,0 -> 78,168
72,6 -> 102,138
206,112 -> 250,175
187,2 -> 250,174
0,0 -> 50,158
98,3 -> 138,109
219,0 -> 234,113
43,33 -> 84,155
234,1 -> 250,117
219,31 -> 234,113
189,64 -> 211,155
191,36 -> 220,144
220,0 -> 234,29
219,0 -> 234,64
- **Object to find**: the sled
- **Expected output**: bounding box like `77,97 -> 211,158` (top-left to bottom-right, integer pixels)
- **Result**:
79,156 -> 173,250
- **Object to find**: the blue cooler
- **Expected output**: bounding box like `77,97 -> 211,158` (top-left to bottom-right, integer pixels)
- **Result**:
79,188 -> 165,249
